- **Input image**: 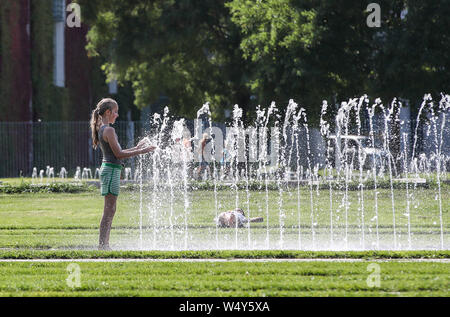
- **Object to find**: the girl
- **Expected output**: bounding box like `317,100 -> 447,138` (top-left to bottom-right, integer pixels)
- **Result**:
90,98 -> 154,250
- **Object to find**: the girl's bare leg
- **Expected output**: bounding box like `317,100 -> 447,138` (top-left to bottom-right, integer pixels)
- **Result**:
99,194 -> 117,250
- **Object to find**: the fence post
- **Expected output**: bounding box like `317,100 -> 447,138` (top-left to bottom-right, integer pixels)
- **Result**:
28,120 -> 33,177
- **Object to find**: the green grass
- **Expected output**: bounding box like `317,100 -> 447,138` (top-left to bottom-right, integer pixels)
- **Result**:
0,261 -> 448,296
0,250 -> 448,259
0,186 -> 448,249
0,181 -> 448,297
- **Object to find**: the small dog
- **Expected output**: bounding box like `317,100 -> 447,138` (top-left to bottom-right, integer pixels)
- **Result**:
215,208 -> 264,228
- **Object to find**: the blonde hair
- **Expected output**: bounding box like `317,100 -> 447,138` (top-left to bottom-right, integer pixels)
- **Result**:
90,98 -> 118,149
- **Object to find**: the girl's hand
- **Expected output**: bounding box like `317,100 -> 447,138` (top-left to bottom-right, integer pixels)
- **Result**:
140,145 -> 156,154
136,138 -> 150,149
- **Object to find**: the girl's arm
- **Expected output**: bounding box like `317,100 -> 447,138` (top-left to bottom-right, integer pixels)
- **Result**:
122,146 -> 139,153
122,138 -> 150,153
103,127 -> 153,159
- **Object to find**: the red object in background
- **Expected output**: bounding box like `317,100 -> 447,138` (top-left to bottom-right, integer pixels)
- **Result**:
3,0 -> 32,122
65,19 -> 94,121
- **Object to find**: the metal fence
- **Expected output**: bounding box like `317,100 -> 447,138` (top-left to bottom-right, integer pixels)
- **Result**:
1,116 -> 449,178
0,121 -> 145,178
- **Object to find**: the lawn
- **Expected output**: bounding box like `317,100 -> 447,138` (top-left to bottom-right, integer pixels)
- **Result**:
0,179 -> 448,297
0,185 -> 448,250
0,261 -> 448,297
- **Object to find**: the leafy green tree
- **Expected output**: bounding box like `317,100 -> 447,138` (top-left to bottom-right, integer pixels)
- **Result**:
228,0 -> 381,123
78,0 -> 251,121
229,0 -> 450,116
78,0 -> 450,124
371,0 -> 450,106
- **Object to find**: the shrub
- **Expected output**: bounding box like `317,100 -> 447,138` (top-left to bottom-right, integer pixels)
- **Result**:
0,182 -> 95,194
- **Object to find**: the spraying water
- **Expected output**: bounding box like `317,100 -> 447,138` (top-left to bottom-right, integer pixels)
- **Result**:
123,95 -> 448,251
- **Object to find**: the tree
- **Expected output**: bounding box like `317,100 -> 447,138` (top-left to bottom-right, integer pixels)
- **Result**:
78,0 -> 450,124
228,0 -> 381,123
77,0 -> 252,121
371,0 -> 450,105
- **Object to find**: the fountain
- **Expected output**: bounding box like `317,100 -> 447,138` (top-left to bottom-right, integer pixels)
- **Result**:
74,166 -> 81,181
48,167 -> 55,181
32,167 -> 38,183
122,94 -> 448,251
81,167 -> 92,180
124,167 -> 132,181
59,167 -> 67,179
95,168 -> 101,179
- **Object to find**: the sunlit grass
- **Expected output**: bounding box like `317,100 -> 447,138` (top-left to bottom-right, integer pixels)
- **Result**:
0,184 -> 448,249
0,261 -> 448,297
0,184 -> 448,297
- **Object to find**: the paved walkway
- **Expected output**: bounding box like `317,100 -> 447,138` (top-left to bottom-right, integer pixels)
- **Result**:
0,258 -> 448,263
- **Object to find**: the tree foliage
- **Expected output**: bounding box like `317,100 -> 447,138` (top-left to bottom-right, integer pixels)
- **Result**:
78,0 -> 251,121
78,0 -> 450,123
371,0 -> 450,104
